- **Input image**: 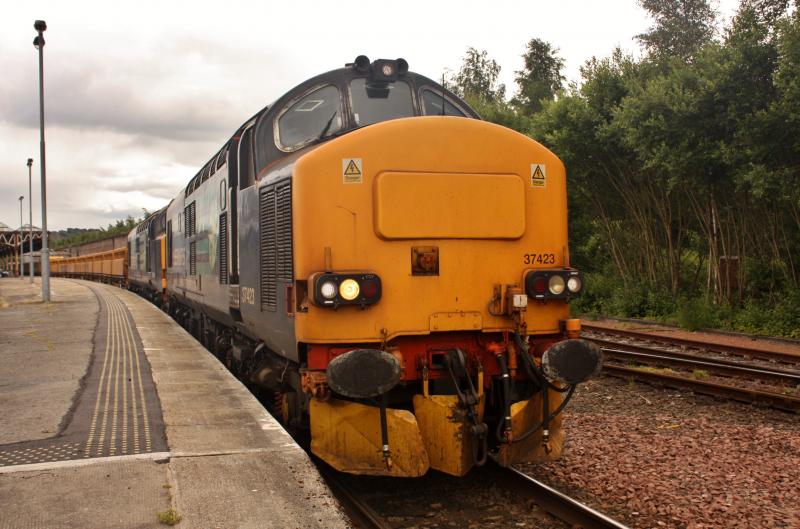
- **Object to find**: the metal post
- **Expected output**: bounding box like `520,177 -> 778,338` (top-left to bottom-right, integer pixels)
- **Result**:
27,158 -> 33,282
34,20 -> 49,302
18,196 -> 24,279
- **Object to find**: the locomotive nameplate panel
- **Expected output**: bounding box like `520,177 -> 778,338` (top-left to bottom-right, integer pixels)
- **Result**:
373,172 -> 525,239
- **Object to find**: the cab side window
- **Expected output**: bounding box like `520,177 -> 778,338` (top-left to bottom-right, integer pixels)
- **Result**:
239,127 -> 256,188
420,88 -> 467,117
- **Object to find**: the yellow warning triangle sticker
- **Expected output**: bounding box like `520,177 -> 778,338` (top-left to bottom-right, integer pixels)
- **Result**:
532,165 -> 545,180
344,160 -> 361,176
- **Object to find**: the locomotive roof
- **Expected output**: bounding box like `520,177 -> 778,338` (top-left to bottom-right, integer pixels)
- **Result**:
251,58 -> 478,168
183,57 -> 478,198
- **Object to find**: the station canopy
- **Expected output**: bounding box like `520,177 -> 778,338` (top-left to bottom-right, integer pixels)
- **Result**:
0,222 -> 44,253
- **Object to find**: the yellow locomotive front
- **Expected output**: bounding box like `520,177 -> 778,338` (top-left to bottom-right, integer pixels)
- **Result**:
291,115 -> 601,477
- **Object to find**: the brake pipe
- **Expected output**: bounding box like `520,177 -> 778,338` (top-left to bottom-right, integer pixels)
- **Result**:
494,350 -> 513,443
511,332 -> 577,445
379,393 -> 392,470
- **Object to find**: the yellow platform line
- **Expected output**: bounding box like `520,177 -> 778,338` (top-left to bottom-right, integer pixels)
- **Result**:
120,294 -> 152,452
96,293 -> 118,456
121,291 -> 139,455
110,293 -> 131,456
100,292 -> 123,456
84,292 -> 114,457
108,295 -> 121,456
120,294 -> 129,455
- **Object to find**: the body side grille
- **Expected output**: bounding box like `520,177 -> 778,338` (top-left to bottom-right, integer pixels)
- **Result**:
276,183 -> 293,281
189,241 -> 196,276
259,188 -> 277,311
219,213 -> 228,284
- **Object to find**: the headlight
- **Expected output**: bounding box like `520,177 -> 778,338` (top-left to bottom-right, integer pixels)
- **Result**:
567,276 -> 582,293
339,279 -> 360,301
320,281 -> 337,299
311,272 -> 382,308
524,269 -> 582,300
548,275 -> 566,295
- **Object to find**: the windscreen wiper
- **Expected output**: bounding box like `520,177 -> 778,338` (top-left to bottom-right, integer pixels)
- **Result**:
316,112 -> 338,141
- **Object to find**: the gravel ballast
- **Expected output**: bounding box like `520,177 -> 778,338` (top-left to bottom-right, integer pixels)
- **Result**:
519,376 -> 800,529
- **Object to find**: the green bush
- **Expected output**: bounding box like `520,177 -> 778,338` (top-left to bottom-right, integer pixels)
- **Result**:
573,271 -> 800,339
676,296 -> 717,331
572,272 -> 677,320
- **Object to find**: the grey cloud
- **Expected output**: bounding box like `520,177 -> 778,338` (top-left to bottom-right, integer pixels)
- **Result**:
0,37 -> 265,143
95,174 -> 184,200
2,68 -> 234,142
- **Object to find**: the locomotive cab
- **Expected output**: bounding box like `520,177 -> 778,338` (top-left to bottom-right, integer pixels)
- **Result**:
245,57 -> 601,477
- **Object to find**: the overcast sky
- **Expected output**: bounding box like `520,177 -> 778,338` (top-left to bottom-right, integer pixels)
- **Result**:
0,0 -> 739,231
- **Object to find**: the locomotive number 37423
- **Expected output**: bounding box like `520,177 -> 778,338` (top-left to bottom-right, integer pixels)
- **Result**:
523,253 -> 555,265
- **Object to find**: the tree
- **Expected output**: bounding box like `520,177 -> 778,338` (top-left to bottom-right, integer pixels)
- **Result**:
636,0 -> 717,61
740,0 -> 793,27
449,48 -> 506,104
513,38 -> 565,115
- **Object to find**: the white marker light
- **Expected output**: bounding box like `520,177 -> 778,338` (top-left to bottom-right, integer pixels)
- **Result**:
320,281 -> 337,299
567,276 -> 582,293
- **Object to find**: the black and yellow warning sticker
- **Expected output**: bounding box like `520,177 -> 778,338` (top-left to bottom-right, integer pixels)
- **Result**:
342,158 -> 363,184
531,163 -> 546,188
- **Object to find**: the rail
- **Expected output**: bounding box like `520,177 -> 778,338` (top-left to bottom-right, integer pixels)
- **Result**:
585,330 -> 800,411
318,459 -> 632,529
582,323 -> 800,364
317,465 -> 390,529
603,364 -> 800,412
494,465 -> 631,529
594,340 -> 800,386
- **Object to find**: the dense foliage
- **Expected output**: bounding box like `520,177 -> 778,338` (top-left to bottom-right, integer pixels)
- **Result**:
449,1 -> 800,337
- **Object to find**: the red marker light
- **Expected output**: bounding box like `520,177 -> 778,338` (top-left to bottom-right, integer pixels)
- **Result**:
361,279 -> 379,299
533,276 -> 547,294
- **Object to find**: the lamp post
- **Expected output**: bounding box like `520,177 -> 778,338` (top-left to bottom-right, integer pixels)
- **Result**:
34,20 -> 50,302
27,158 -> 34,283
18,196 -> 24,279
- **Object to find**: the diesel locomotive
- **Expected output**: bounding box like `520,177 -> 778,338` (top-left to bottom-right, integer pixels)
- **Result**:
54,56 -> 602,477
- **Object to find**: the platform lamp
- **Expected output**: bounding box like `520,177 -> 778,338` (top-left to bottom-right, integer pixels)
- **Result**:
33,19 -> 50,301
27,158 -> 34,282
18,196 -> 24,279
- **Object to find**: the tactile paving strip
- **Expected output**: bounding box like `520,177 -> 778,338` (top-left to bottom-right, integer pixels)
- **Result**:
0,283 -> 167,466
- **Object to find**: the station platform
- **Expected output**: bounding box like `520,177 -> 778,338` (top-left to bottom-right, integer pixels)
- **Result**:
0,277 -> 349,529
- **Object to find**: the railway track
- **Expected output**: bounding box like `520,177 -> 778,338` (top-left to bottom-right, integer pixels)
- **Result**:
492,465 -> 631,529
603,363 -> 800,412
582,323 -> 800,364
318,465 -> 390,529
319,462 -> 631,529
595,340 -> 800,386
585,336 -> 800,412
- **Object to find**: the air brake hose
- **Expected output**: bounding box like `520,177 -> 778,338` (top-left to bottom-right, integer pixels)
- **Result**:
511,384 -> 576,444
513,332 -> 571,393
508,332 -> 577,445
541,374 -> 550,443
379,393 -> 392,470
494,352 -> 513,443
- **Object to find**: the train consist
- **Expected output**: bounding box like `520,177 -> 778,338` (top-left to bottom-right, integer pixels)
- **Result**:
52,57 -> 602,477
